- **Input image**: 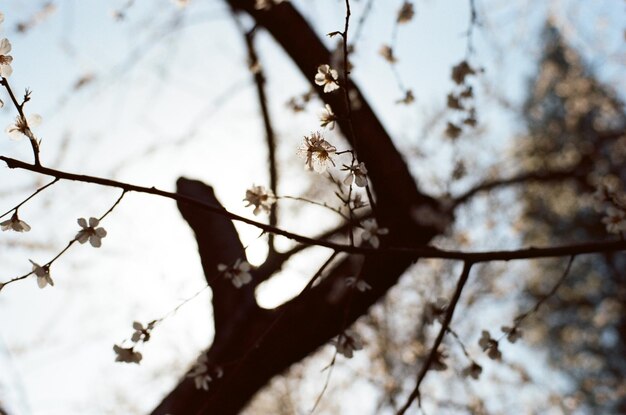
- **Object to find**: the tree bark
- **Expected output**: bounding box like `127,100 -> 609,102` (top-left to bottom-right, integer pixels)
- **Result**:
152,2 -> 445,414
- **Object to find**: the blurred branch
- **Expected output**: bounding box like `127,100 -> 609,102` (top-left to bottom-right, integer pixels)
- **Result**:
451,167 -> 585,209
397,261 -> 475,415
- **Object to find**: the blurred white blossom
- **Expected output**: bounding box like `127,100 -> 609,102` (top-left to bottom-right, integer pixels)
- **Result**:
6,113 -> 42,140
0,38 -> 13,78
330,330 -> 363,358
479,330 -> 501,360
360,219 -> 389,248
319,104 -> 337,129
602,207 -> 626,234
343,162 -> 368,187
218,259 -> 252,288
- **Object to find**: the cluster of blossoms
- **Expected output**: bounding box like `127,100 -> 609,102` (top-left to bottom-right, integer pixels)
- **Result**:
594,184 -> 626,234
243,185 -> 275,216
187,353 -> 223,390
218,258 -> 252,288
330,330 -> 363,358
75,217 -> 107,248
113,321 -> 156,364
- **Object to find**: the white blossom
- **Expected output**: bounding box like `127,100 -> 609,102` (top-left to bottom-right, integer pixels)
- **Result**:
297,132 -> 336,173
75,217 -> 107,248
314,64 -> 340,93
602,207 -> 626,234
113,344 -> 142,364
343,162 -> 368,187
0,38 -> 13,78
330,330 -> 363,358
29,260 -> 53,289
319,104 -> 337,130
1,212 -> 31,232
479,330 -> 501,360
218,259 -> 252,288
6,113 -> 42,140
254,0 -> 286,10
360,219 -> 389,248
243,185 -> 275,215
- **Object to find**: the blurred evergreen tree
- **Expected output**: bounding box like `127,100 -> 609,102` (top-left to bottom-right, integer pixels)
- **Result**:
518,20 -> 626,413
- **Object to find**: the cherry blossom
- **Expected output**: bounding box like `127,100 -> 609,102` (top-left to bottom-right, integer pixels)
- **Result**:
478,330 -> 502,360
360,219 -> 389,248
314,64 -> 340,93
29,260 -> 53,289
0,38 -> 13,78
297,132 -> 336,173
113,344 -> 142,364
1,211 -> 31,232
6,113 -> 42,140
343,162 -> 368,187
319,104 -> 337,130
501,325 -> 522,343
424,298 -> 447,325
131,321 -> 155,343
75,217 -> 107,248
243,185 -> 275,215
461,362 -> 483,379
602,207 -> 626,234
397,2 -> 415,24
330,330 -> 363,358
218,259 -> 252,288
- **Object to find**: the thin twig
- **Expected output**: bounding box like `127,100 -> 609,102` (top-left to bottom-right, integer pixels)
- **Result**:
0,178 -> 59,220
397,261 -> 474,415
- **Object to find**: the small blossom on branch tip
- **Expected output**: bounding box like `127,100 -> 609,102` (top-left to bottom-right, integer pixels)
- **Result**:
424,298 -> 447,325
297,132 -> 336,173
479,330 -> 501,360
360,219 -> 389,249
501,326 -> 522,343
244,185 -> 275,215
76,217 -> 107,248
319,104 -> 337,130
462,362 -> 483,379
342,162 -> 368,187
6,114 -> 42,141
431,348 -> 448,371
396,89 -> 415,105
29,260 -> 53,289
131,321 -> 155,343
218,259 -> 252,288
187,354 -> 223,390
330,330 -> 363,358
379,45 -> 397,63
1,211 -> 31,232
397,2 -> 415,24
314,64 -> 340,93
602,207 -> 626,234
0,38 -> 13,78
113,344 -> 142,364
